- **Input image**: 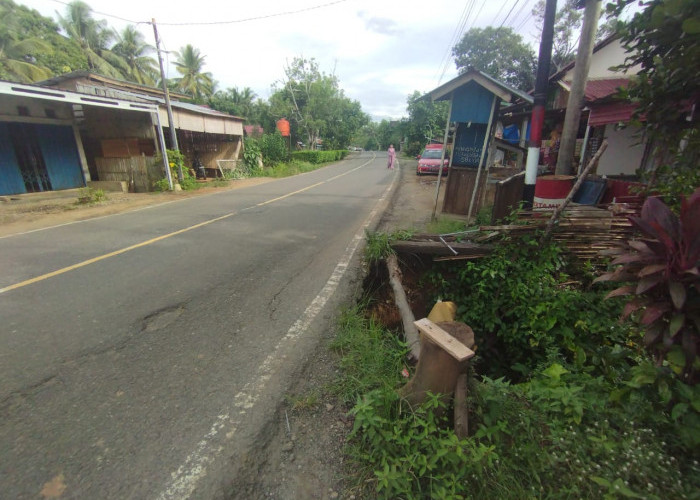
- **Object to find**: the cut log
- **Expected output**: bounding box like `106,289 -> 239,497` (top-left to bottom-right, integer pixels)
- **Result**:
390,240 -> 492,257
454,373 -> 469,439
386,254 -> 421,360
399,319 -> 475,409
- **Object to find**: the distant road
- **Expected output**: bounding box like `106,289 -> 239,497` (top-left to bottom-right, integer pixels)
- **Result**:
0,152 -> 395,499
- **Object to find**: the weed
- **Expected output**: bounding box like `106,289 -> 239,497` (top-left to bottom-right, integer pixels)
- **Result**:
426,217 -> 467,235
286,391 -> 320,411
76,187 -> 106,204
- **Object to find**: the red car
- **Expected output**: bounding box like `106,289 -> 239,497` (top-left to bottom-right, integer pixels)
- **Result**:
416,145 -> 449,175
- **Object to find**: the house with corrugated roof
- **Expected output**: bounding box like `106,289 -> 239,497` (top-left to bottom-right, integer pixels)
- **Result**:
0,72 -> 243,196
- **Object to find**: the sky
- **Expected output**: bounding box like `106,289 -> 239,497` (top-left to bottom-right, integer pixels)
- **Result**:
16,0 -> 544,121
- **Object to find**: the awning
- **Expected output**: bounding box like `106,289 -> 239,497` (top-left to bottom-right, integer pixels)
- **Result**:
589,101 -> 638,127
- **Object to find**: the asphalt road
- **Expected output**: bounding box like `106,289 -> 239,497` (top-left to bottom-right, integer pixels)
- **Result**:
0,152 -> 395,499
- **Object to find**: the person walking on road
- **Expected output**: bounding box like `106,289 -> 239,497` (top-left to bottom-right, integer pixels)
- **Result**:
387,144 -> 396,169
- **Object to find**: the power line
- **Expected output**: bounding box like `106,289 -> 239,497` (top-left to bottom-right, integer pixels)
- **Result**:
499,0 -> 523,27
508,0 -> 535,30
45,0 -> 144,24
490,0 -> 511,26
44,0 -> 349,27
435,0 -> 476,84
156,0 -> 349,26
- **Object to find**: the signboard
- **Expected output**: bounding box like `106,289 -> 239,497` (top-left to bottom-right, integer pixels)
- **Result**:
452,122 -> 487,168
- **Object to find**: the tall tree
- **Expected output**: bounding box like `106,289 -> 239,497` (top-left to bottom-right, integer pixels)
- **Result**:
452,27 -> 537,90
56,0 -> 126,78
403,91 -> 449,156
173,44 -> 214,101
209,86 -> 258,119
0,3 -> 52,82
112,26 -> 157,86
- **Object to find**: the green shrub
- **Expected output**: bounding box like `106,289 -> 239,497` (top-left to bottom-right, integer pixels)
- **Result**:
242,138 -> 263,174
260,132 -> 289,167
290,149 -> 348,164
428,235 -> 633,379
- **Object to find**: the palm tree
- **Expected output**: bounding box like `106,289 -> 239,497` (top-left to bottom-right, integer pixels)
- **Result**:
56,1 -> 127,79
0,5 -> 53,82
112,26 -> 158,86
173,44 -> 214,100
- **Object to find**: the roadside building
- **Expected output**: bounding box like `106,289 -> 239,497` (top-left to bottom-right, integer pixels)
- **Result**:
0,71 -> 243,196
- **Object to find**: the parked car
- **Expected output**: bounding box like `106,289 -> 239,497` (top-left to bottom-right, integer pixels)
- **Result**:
416,145 -> 449,175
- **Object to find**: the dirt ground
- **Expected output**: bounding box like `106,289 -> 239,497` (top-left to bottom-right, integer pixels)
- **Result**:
0,156 -> 445,499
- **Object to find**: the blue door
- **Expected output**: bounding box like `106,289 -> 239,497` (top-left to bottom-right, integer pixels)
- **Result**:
35,124 -> 85,190
0,122 -> 27,195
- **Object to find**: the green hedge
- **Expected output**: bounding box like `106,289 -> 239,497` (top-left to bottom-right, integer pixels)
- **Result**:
290,150 -> 348,164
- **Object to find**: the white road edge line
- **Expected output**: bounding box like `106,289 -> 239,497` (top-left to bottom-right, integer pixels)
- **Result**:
156,153 -> 394,500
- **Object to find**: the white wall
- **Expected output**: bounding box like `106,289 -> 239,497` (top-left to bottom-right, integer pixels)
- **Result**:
564,39 -> 641,80
597,125 -> 646,176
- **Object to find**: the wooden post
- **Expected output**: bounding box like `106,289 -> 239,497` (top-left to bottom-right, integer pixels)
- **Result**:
454,373 -> 469,438
386,254 -> 421,360
543,140 -> 608,239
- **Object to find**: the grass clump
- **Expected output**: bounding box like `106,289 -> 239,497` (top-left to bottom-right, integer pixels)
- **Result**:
76,187 -> 106,204
329,306 -> 407,405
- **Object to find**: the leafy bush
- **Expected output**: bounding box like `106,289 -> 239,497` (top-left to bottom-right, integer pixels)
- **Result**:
242,138 -> 263,173
153,149 -> 197,190
290,149 -> 348,164
596,189 -> 700,383
259,132 -> 289,167
428,235 -> 632,379
346,360 -> 699,499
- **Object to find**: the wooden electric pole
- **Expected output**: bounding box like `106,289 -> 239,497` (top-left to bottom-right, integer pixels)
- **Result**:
555,0 -> 602,175
152,18 -> 183,183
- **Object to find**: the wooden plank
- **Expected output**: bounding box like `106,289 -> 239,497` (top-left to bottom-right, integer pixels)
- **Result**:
414,318 -> 475,362
390,240 -> 492,256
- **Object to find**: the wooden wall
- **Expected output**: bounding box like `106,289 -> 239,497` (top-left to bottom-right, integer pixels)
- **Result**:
94,155 -> 161,192
442,168 -> 487,216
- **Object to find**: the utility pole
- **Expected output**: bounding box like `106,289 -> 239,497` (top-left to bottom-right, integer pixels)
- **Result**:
152,18 -> 183,183
555,0 -> 602,175
523,0 -> 557,208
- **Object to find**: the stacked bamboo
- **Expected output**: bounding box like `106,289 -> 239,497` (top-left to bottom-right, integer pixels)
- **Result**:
480,202 -> 641,261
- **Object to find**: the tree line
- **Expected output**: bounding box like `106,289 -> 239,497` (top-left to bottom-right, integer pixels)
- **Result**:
0,0 -> 370,150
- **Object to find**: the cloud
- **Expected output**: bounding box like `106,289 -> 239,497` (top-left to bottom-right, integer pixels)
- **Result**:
362,16 -> 400,36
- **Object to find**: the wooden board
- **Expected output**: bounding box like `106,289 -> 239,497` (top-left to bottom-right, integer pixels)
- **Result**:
414,318 -> 475,362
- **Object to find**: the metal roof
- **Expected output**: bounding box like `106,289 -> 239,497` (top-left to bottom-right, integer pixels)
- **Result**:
0,80 -> 159,113
425,67 -> 534,104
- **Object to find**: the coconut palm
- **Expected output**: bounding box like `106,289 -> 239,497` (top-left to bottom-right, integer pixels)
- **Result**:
0,5 -> 53,82
56,0 -> 127,79
112,26 -> 158,86
173,44 -> 214,100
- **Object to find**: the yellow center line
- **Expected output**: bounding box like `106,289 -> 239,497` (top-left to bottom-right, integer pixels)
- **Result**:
0,155 -> 378,295
0,212 -> 238,295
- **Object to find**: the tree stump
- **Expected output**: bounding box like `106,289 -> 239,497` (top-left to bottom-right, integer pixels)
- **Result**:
399,319 -> 475,409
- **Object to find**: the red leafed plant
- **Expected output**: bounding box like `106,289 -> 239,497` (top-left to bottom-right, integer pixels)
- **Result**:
596,188 -> 700,383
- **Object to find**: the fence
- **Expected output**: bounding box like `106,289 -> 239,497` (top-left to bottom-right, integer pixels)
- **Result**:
491,171 -> 525,223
